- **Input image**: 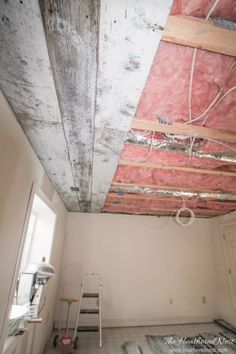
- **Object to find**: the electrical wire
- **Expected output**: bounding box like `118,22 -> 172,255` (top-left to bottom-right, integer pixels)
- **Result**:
126,199 -> 173,229
179,1 -> 221,219
188,0 -> 221,127
229,60 -> 236,73
205,0 -> 221,20
175,207 -> 195,226
128,0 -> 228,226
185,0 -> 226,163
201,137 -> 236,153
136,213 -> 172,229
185,91 -> 221,125
174,197 -> 195,226
188,48 -> 197,123
186,85 -> 236,125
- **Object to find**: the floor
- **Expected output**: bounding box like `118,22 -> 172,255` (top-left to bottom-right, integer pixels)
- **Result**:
43,322 -> 222,354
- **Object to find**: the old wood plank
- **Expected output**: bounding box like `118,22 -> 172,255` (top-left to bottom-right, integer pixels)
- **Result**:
40,0 -> 100,212
131,119 -> 236,144
92,0 -> 173,212
162,16 -> 236,57
0,0 -> 79,211
119,159 -> 236,178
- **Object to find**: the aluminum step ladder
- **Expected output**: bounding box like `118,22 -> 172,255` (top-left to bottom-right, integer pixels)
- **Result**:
73,273 -> 102,347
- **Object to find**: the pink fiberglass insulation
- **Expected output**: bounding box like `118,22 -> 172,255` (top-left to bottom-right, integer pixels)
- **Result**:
121,129 -> 236,170
170,0 -> 236,21
107,197 -> 236,210
136,42 -> 236,132
105,197 -> 236,213
121,144 -> 236,171
113,165 -> 236,192
106,0 -> 236,216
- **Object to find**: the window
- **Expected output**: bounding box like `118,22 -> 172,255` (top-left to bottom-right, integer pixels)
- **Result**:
19,194 -> 56,274
8,189 -> 57,336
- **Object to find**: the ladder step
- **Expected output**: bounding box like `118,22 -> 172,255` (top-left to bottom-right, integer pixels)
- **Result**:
83,293 -> 99,298
80,309 -> 99,314
78,326 -> 99,332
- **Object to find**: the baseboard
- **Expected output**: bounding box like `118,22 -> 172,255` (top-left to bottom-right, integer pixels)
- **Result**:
102,316 -> 213,328
54,316 -> 213,329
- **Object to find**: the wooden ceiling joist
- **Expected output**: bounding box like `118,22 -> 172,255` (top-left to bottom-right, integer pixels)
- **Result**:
40,0 -> 100,212
103,209 -> 177,217
162,15 -> 236,57
131,119 -> 236,144
104,204 -> 224,214
103,206 -> 223,217
107,192 -> 236,209
119,159 -> 236,178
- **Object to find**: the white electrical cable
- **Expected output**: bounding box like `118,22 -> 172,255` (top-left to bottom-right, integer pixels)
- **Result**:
201,137 -> 236,153
229,60 -> 236,73
175,207 -> 195,227
186,91 -> 221,125
174,0 -> 221,225
205,0 -> 221,20
186,85 -> 236,125
188,48 -> 197,123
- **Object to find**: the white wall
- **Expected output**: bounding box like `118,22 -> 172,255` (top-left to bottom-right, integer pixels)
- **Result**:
210,212 -> 236,326
59,213 -> 219,327
0,90 -> 67,353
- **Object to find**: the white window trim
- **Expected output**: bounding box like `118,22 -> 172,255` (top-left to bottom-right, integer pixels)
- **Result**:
1,182 -> 58,348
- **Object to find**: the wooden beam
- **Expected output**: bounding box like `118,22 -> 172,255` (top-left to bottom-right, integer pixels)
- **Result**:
104,204 -> 225,214
131,119 -> 236,144
162,15 -> 236,57
107,192 -> 236,209
103,206 -> 224,217
112,181 -> 236,193
40,0 -> 100,211
0,1 -> 80,211
103,209 -> 177,216
119,159 -> 236,178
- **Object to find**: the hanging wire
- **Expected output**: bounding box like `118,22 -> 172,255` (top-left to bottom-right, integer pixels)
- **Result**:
186,0 -> 223,164
175,197 -> 195,227
186,85 -> 236,125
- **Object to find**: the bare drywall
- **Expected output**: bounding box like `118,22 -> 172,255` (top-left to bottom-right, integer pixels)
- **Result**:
0,91 -> 67,353
58,213 -> 218,327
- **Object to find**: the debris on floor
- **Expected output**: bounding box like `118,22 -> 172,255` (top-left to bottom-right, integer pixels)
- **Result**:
122,341 -> 143,354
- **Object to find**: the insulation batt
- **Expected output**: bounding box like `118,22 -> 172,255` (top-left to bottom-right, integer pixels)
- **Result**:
106,0 -> 236,215
105,197 -> 236,211
170,0 -> 236,22
121,144 -> 236,171
114,165 -> 236,192
136,42 -> 236,132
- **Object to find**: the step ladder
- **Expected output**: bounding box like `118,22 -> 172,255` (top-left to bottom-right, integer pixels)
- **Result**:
73,273 -> 102,347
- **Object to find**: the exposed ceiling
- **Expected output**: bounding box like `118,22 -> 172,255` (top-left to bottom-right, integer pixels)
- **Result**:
1,0 -> 236,218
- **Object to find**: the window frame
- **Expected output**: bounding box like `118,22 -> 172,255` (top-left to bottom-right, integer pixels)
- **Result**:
3,182 -> 58,340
